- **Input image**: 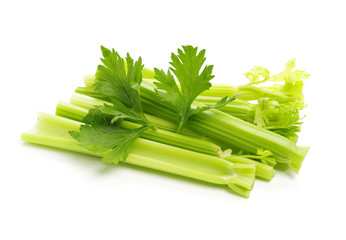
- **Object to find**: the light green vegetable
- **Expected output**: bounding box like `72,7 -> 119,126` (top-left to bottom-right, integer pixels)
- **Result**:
21,45 -> 310,198
55,96 -> 275,181
78,75 -> 309,173
195,96 -> 301,142
71,45 -> 238,165
58,99 -> 223,157
196,60 -> 308,143
200,59 -> 308,107
130,60 -> 307,142
141,80 -> 309,173
22,113 -> 256,198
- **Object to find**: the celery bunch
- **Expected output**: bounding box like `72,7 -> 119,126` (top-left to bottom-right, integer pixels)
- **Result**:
22,45 -> 309,198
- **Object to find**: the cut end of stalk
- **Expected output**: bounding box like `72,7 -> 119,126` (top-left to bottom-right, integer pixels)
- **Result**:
83,74 -> 96,87
288,146 -> 310,174
222,155 -> 276,181
262,168 -> 276,182
228,185 -> 251,199
142,68 -> 155,79
227,163 -> 256,198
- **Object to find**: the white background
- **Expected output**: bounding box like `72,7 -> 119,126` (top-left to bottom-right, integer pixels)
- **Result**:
1,0 -> 345,239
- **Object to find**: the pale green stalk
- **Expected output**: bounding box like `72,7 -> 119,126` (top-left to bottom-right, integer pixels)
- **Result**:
21,113 -> 256,198
140,80 -> 308,173
196,96 -> 256,122
56,98 -> 221,157
58,94 -> 275,180
69,93 -> 200,138
200,84 -> 297,102
80,75 -> 309,173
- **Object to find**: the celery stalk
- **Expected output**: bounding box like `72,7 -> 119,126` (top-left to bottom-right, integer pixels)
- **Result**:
79,75 -> 307,173
196,96 -> 256,122
69,93 -> 200,138
21,113 -> 256,198
62,94 -> 275,180
139,81 -> 309,173
196,96 -> 301,136
56,99 -> 222,157
56,101 -> 88,122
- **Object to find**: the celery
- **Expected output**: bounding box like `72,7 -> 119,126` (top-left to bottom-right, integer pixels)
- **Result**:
21,46 -> 310,199
63,93 -> 275,180
196,96 -> 255,123
56,100 -> 222,157
68,93 -> 200,138
195,96 -> 301,141
200,60 -> 308,111
141,81 -> 309,173
187,103 -> 309,173
77,76 -> 309,173
22,113 -> 256,198
200,84 -> 291,101
135,61 -> 305,139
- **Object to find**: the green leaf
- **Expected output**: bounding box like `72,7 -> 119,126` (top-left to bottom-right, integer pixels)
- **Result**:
70,46 -> 154,163
69,115 -> 148,164
154,45 -> 215,132
153,68 -> 182,112
94,46 -> 147,122
267,59 -> 310,84
89,46 -> 152,126
87,100 -> 148,125
170,46 -> 214,104
245,59 -> 310,85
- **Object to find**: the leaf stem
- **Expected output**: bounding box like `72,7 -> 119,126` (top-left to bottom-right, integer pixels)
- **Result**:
176,120 -> 184,133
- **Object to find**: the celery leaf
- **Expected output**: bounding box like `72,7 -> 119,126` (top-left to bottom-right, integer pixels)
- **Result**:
86,99 -> 149,125
154,45 -> 235,132
70,115 -> 148,164
244,66 -> 270,83
70,46 -> 153,163
93,46 -> 149,124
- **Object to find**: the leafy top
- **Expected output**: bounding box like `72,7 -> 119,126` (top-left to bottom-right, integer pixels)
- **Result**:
94,46 -> 149,124
70,46 -> 152,164
244,59 -> 310,85
154,45 -> 235,132
243,59 -> 310,112
244,66 -> 270,83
